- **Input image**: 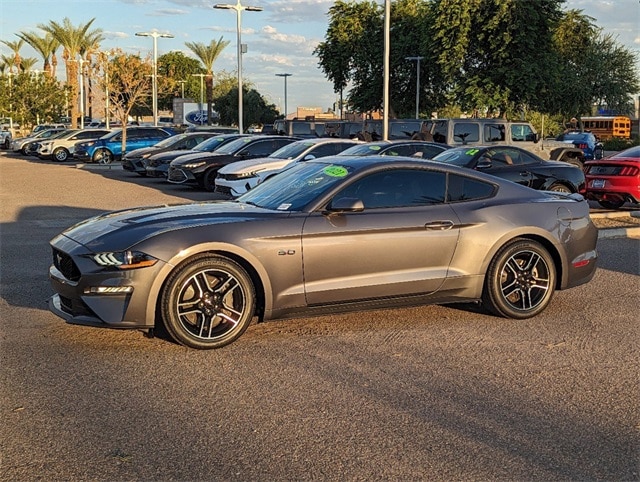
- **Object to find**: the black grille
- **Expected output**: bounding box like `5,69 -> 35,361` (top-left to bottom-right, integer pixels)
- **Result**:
59,295 -> 94,317
53,248 -> 81,281
215,185 -> 232,196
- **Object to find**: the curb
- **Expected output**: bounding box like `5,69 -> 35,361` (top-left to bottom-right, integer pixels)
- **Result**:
598,227 -> 640,239
76,162 -> 122,170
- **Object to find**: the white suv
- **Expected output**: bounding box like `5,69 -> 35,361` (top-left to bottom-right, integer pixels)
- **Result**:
215,138 -> 361,197
37,128 -> 111,161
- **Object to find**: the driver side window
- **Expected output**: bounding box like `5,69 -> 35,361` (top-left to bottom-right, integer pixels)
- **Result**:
335,169 -> 446,209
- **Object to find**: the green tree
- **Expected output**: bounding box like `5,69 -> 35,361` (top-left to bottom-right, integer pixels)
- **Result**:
157,51 -> 205,110
38,18 -> 104,128
434,0 -> 563,117
185,37 -> 230,125
547,9 -> 638,121
215,83 -> 278,126
8,71 -> 67,126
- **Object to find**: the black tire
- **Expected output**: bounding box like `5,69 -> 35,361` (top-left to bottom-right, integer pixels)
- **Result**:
548,183 -> 573,193
93,149 -> 113,164
598,199 -> 625,209
161,255 -> 256,349
565,157 -> 583,169
203,167 -> 219,192
52,147 -> 69,162
595,147 -> 604,160
482,239 -> 556,319
2,138 -> 9,149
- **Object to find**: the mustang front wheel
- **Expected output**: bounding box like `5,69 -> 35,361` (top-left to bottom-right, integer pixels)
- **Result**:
161,255 -> 256,349
482,239 -> 556,319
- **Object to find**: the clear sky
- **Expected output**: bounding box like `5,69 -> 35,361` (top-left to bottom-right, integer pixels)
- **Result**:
1,0 -> 638,118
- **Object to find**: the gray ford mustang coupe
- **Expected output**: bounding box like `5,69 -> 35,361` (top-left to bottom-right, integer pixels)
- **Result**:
48,156 -> 598,349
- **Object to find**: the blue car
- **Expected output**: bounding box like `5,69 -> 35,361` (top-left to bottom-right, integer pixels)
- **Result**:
74,126 -> 176,164
556,131 -> 604,160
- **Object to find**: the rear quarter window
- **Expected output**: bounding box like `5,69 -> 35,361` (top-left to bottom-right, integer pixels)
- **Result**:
447,173 -> 496,202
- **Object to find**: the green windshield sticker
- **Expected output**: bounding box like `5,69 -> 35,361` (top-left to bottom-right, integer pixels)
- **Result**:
465,149 -> 479,155
324,166 -> 348,177
368,145 -> 382,151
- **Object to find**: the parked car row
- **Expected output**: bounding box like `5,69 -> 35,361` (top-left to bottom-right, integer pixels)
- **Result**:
9,125 -> 638,210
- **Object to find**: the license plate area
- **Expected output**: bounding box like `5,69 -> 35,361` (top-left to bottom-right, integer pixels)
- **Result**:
591,179 -> 606,189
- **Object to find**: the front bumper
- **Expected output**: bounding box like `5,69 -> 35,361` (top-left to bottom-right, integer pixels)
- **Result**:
167,166 -> 198,184
214,176 -> 258,197
122,157 -> 146,173
48,240 -> 164,329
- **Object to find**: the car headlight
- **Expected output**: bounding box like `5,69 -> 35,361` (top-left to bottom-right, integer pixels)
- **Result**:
91,250 -> 158,270
232,172 -> 257,180
181,161 -> 206,169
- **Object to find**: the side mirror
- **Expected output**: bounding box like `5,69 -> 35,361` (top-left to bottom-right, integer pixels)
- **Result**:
327,197 -> 364,213
476,158 -> 492,169
303,154 -> 316,161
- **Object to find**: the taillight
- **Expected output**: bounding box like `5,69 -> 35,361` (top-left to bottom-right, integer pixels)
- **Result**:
619,166 -> 639,176
576,143 -> 588,149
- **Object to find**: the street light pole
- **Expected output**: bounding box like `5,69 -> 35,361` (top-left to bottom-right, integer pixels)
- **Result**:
405,56 -> 423,119
77,57 -> 89,129
214,1 -> 262,133
191,73 -> 206,125
275,73 -> 292,119
136,31 -> 174,126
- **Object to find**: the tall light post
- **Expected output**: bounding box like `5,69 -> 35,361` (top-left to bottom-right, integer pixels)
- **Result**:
136,31 -> 174,126
405,56 -> 423,119
275,73 -> 292,119
178,80 -> 187,99
192,73 -> 206,125
214,0 -> 262,133
72,57 -> 90,129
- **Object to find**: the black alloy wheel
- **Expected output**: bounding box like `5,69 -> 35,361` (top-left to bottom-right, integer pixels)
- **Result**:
161,255 -> 256,349
482,239 -> 556,319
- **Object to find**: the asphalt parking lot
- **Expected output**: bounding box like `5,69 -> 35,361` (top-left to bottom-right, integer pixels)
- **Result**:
1,152 -> 639,481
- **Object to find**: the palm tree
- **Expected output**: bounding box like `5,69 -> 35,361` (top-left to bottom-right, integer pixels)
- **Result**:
185,37 -> 230,125
19,57 -> 38,72
0,39 -> 24,73
16,32 -> 59,78
38,18 -> 103,128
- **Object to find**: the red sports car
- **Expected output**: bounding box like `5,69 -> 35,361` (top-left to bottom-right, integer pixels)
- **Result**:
584,145 -> 640,209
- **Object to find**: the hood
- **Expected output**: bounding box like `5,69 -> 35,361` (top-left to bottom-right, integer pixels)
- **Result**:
171,151 -> 228,165
149,149 -> 197,162
218,156 -> 287,174
58,201 -> 283,252
124,146 -> 159,158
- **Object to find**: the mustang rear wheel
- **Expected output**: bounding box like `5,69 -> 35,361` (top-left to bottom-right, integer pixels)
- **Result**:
161,255 -> 256,349
482,239 -> 556,319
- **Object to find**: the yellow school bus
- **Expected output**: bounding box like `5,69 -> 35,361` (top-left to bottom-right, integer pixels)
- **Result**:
580,116 -> 631,140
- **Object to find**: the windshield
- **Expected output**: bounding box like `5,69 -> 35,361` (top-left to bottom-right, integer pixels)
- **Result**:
432,148 -> 476,167
238,161 -> 355,211
154,134 -> 186,148
194,136 -> 232,152
338,143 -> 389,156
267,141 -> 314,160
559,133 -> 590,141
213,136 -> 254,155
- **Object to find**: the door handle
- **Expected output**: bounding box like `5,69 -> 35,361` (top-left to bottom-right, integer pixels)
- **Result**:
425,220 -> 454,230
